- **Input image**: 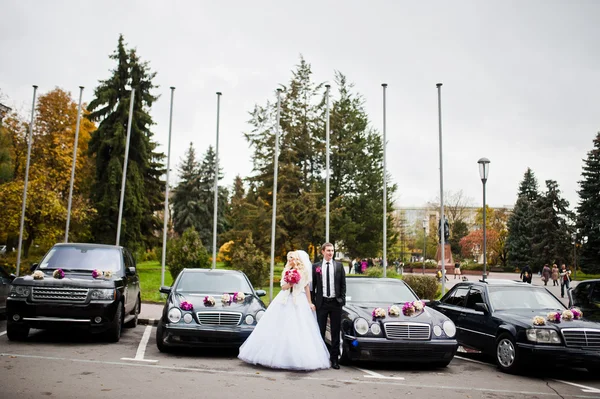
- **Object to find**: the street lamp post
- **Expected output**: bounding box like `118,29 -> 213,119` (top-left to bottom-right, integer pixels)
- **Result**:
478,158 -> 490,281
572,232 -> 577,280
422,219 -> 427,275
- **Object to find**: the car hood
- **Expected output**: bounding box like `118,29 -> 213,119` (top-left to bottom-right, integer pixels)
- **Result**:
345,302 -> 442,323
12,271 -> 119,289
170,292 -> 264,312
494,309 -> 600,329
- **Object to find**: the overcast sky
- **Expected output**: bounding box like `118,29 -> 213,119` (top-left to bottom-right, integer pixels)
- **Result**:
1,1 -> 599,210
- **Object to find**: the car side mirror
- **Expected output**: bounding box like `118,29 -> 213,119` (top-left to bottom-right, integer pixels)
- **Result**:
567,288 -> 574,307
475,303 -> 489,313
9,274 -> 16,282
159,286 -> 172,294
29,263 -> 38,273
255,289 -> 266,297
125,267 -> 136,276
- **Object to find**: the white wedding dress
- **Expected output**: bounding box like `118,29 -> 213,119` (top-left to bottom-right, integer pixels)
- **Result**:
238,262 -> 330,371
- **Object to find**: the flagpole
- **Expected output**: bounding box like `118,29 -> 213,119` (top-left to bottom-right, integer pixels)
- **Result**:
65,86 -> 84,243
116,88 -> 135,246
161,87 -> 175,288
437,83 -> 447,295
16,85 -> 38,276
269,88 -> 282,302
212,92 -> 222,270
382,83 -> 388,278
325,84 -> 331,243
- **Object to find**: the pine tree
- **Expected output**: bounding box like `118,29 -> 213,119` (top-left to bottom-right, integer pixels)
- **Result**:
577,132 -> 600,273
506,168 -> 539,269
172,143 -> 201,235
87,35 -> 164,251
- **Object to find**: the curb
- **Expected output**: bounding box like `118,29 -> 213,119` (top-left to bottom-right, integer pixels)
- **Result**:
139,318 -> 159,326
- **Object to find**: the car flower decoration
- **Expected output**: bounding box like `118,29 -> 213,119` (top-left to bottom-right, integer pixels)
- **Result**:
413,300 -> 425,312
32,270 -> 45,280
547,311 -> 562,323
372,307 -> 386,319
571,308 -> 583,320
532,316 -> 546,326
388,305 -> 401,316
203,296 -> 215,306
52,268 -> 65,279
180,301 -> 193,311
221,293 -> 232,303
232,292 -> 245,302
103,270 -> 113,278
92,269 -> 102,278
402,302 -> 416,316
561,309 -> 574,321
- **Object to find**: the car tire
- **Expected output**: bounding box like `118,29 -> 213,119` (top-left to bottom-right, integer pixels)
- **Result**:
105,303 -> 123,343
495,333 -> 520,373
339,331 -> 351,365
431,360 -> 451,368
125,297 -> 140,328
6,322 -> 29,341
156,322 -> 169,353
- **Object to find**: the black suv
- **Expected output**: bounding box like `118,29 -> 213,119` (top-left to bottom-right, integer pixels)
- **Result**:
7,243 -> 141,342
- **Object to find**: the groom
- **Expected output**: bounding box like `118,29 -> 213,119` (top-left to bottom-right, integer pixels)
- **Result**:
312,242 -> 346,369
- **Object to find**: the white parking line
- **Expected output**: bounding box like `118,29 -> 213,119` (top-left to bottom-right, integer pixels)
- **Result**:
121,325 -> 157,363
0,331 -> 6,337
552,379 -> 600,394
354,367 -> 405,380
454,355 -> 493,367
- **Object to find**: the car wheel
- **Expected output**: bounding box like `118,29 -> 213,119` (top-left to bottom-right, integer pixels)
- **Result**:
125,297 -> 140,328
495,333 -> 520,373
105,303 -> 123,343
6,322 -> 29,341
156,322 -> 169,353
339,331 -> 351,365
587,365 -> 600,375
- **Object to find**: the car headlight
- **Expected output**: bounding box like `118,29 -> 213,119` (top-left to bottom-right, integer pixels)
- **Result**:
183,313 -> 193,323
370,323 -> 382,335
245,315 -> 255,324
10,286 -> 30,298
255,310 -> 265,322
433,325 -> 443,337
443,320 -> 456,338
526,328 -> 561,344
168,307 -> 182,323
354,318 -> 369,335
89,289 -> 115,301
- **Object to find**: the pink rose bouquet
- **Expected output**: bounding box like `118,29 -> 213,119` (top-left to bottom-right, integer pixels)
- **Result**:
571,308 -> 583,320
92,269 -> 102,279
284,269 -> 301,285
402,302 -> 416,316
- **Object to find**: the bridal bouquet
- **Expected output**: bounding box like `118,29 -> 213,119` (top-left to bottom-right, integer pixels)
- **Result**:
284,269 -> 301,285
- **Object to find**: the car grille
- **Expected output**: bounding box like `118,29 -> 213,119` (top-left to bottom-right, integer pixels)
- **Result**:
31,287 -> 89,303
562,328 -> 600,348
384,322 -> 431,340
196,312 -> 242,326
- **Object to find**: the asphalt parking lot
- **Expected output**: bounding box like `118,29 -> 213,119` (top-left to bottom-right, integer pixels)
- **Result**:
1,318 -> 600,399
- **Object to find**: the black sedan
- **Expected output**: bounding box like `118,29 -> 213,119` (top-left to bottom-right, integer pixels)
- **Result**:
431,280 -> 600,374
326,277 -> 458,366
568,279 -> 600,322
156,268 -> 267,352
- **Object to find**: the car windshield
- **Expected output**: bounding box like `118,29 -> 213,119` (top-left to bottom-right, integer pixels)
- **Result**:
39,246 -> 121,272
176,272 -> 253,294
488,286 -> 565,311
346,280 -> 418,303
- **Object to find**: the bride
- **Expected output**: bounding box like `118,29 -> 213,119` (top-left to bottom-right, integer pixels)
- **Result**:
238,250 -> 330,370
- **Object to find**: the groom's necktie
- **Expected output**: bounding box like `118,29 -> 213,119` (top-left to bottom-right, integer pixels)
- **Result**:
326,262 -> 331,297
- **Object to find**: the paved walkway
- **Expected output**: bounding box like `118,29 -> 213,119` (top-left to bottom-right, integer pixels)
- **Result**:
138,271 -> 576,325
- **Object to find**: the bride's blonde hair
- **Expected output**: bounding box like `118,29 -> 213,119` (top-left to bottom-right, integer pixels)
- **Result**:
285,251 -> 305,272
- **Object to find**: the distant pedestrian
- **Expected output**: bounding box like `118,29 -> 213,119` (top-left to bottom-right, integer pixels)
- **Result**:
454,262 -> 461,279
560,264 -> 571,298
520,265 -> 532,284
542,264 -> 551,286
551,264 -> 559,286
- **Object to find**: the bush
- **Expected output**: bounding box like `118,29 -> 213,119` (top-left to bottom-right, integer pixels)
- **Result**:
230,235 -> 268,286
402,275 -> 439,300
365,266 -> 400,279
166,228 -> 210,280
218,240 -> 235,266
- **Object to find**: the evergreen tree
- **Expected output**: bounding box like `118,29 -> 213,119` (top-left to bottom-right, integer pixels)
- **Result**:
577,132 -> 600,273
506,168 -> 539,269
172,143 -> 201,235
87,35 -> 164,251
531,180 -> 574,270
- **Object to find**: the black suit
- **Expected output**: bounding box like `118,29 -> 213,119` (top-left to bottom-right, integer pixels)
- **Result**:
312,260 -> 346,362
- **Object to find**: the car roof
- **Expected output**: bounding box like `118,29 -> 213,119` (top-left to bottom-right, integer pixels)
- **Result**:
181,268 -> 243,274
458,279 -> 543,289
52,243 -> 123,250
346,277 -> 405,284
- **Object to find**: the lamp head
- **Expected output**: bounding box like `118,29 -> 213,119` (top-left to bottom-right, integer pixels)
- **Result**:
422,219 -> 427,229
478,157 -> 490,183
